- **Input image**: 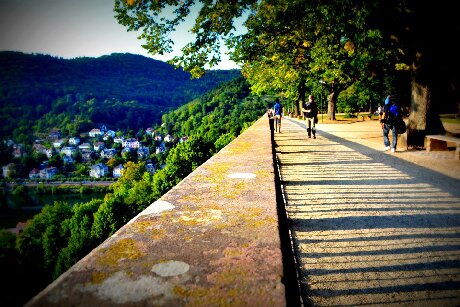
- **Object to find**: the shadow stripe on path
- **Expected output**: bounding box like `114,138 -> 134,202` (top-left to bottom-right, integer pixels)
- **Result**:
276,118 -> 460,306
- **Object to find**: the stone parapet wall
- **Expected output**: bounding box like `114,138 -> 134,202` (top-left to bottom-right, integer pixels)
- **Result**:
27,115 -> 286,306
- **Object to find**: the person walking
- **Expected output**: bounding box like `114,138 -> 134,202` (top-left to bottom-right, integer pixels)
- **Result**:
381,95 -> 402,153
267,108 -> 275,132
303,95 -> 318,139
273,98 -> 283,133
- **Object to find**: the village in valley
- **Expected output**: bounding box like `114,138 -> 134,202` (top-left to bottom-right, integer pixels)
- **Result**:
1,125 -> 188,181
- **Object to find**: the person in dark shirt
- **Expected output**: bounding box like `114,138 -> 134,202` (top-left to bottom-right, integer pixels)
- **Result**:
303,95 -> 318,139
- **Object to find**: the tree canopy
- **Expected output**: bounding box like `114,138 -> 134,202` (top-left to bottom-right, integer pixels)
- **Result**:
115,0 -> 459,145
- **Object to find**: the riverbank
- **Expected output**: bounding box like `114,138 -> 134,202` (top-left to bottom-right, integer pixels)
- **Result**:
5,180 -> 114,189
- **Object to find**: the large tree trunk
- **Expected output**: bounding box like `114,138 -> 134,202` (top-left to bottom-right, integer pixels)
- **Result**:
407,61 -> 445,147
327,86 -> 339,121
326,81 -> 340,120
295,79 -> 306,117
327,93 -> 336,120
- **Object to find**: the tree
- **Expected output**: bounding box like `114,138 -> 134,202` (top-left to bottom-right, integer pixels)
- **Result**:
16,201 -> 72,298
114,0 -> 257,78
0,230 -> 19,307
114,1 -> 387,121
370,0 -> 459,146
54,199 -> 101,278
214,132 -> 235,152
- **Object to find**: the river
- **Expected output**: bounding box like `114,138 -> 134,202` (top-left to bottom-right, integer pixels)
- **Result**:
0,191 -> 106,230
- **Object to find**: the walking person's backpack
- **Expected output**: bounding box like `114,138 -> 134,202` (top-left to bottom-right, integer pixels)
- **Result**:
387,104 -> 406,134
387,105 -> 399,124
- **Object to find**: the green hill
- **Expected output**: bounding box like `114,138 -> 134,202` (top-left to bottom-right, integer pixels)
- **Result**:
0,52 -> 240,141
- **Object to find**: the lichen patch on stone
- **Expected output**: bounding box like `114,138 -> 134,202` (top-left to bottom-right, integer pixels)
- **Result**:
152,260 -> 190,277
227,172 -> 257,179
96,238 -> 142,267
140,200 -> 175,216
81,271 -> 173,304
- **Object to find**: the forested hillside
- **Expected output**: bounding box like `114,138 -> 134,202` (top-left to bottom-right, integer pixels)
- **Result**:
0,76 -> 271,307
160,76 -> 269,147
0,52 -> 240,141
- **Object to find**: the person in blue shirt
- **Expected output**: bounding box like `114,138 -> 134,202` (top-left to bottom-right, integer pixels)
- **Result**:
381,95 -> 401,153
273,98 -> 283,133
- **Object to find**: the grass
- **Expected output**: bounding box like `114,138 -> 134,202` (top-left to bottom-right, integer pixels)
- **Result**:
440,114 -> 460,124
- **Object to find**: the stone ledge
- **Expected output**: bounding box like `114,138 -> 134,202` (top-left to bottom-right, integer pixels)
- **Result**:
26,116 -> 286,306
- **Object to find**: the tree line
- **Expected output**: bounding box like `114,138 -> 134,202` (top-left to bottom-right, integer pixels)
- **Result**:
115,0 -> 459,147
0,52 -> 240,143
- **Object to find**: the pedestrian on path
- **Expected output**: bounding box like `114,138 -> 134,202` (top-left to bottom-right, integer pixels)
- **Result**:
267,108 -> 275,131
381,95 -> 402,153
273,98 -> 283,133
303,95 -> 318,139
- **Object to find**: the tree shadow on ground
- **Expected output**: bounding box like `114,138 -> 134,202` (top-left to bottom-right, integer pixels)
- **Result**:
276,119 -> 460,306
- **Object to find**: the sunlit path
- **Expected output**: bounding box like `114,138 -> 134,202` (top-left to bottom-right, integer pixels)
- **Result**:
275,118 -> 460,306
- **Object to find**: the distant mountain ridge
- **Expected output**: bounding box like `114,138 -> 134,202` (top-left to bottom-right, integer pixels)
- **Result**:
0,52 -> 240,139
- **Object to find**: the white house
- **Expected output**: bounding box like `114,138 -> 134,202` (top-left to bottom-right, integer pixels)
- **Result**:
90,163 -> 109,178
12,144 -> 25,158
78,143 -> 93,151
40,167 -> 58,179
103,130 -> 116,141
113,137 -> 124,144
101,148 -> 117,159
164,134 -> 173,143
93,142 -> 105,151
113,164 -> 124,178
61,147 -> 76,157
155,143 -> 166,154
53,140 -> 64,148
69,137 -> 80,145
122,138 -> 140,149
45,148 -> 55,158
121,147 -> 133,155
154,134 -> 162,141
2,163 -> 15,178
89,129 -> 103,138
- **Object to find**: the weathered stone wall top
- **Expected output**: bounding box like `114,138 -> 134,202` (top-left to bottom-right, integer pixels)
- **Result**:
27,116 -> 286,306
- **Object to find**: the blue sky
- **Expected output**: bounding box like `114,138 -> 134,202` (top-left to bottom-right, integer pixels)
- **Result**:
0,0 -> 240,69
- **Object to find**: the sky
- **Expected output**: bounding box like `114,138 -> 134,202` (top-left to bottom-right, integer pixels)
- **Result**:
0,0 -> 240,70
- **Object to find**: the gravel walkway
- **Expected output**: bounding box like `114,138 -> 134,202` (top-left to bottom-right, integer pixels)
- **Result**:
275,117 -> 460,306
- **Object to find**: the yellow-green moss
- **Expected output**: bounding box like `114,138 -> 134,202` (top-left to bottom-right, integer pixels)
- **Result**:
96,238 -> 142,267
236,207 -> 272,228
129,220 -> 167,241
201,162 -> 232,183
230,140 -> 252,154
210,268 -> 249,290
91,271 -> 111,284
173,284 -> 245,307
173,285 -> 209,298
128,220 -> 154,232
